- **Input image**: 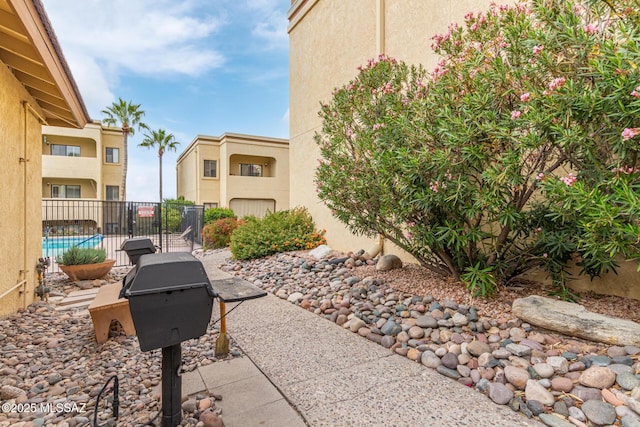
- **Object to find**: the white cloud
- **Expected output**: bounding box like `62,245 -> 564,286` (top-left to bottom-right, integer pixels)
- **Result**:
42,0 -> 225,78
239,0 -> 289,50
63,53 -> 115,118
252,11 -> 288,50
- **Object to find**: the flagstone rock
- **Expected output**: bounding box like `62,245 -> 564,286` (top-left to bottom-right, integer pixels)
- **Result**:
512,296 -> 640,346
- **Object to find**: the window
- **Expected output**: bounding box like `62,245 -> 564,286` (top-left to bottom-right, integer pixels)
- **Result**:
204,160 -> 217,177
105,147 -> 119,163
51,144 -> 80,157
51,185 -> 81,198
106,185 -> 119,201
204,203 -> 218,209
239,163 -> 263,177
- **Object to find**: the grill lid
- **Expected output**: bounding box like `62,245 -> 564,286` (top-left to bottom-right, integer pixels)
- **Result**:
120,237 -> 156,251
121,252 -> 216,297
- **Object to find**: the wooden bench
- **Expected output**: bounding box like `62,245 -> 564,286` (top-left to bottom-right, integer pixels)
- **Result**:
88,283 -> 136,344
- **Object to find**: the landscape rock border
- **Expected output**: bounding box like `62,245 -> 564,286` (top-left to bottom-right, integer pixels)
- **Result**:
221,250 -> 640,427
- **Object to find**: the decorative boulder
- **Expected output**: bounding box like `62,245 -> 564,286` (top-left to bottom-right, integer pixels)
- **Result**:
376,254 -> 403,271
308,244 -> 333,260
512,295 -> 640,346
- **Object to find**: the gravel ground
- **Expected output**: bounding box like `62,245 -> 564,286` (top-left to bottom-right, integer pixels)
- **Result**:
355,262 -> 640,323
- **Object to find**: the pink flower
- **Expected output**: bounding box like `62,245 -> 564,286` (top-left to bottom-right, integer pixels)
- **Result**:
535,172 -> 545,180
549,77 -> 566,91
373,123 -> 385,131
346,127 -> 353,137
613,165 -> 636,174
622,128 -> 640,141
560,173 -> 577,186
631,90 -> 640,99
584,23 -> 598,35
429,181 -> 445,193
532,45 -> 544,55
511,110 -> 522,120
520,92 -> 531,102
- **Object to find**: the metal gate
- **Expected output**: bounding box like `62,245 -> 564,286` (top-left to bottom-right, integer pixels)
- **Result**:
42,199 -> 204,272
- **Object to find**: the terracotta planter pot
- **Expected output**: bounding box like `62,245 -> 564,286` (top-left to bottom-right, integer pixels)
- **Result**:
59,259 -> 116,281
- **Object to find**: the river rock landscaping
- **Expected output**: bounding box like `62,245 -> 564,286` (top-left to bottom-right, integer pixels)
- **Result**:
1,247 -> 639,427
0,268 -> 238,427
218,248 -> 640,427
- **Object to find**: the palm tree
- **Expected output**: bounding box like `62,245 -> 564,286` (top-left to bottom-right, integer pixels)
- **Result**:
102,98 -> 147,200
138,128 -> 180,203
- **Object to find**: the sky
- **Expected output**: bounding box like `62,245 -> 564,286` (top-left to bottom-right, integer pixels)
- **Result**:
41,0 -> 291,203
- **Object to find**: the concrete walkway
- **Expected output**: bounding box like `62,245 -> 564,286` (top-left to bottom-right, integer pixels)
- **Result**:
199,252 -> 542,427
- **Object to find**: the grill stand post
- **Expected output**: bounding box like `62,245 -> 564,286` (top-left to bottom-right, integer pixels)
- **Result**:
162,343 -> 182,427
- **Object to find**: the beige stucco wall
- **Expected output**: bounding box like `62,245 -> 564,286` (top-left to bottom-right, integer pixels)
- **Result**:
199,143 -> 222,206
288,0 -> 639,299
176,134 -> 289,214
0,64 -> 43,316
220,135 -> 289,212
42,123 -> 123,200
289,0 -> 493,255
176,146 -> 199,203
101,126 -> 125,197
176,137 -> 222,205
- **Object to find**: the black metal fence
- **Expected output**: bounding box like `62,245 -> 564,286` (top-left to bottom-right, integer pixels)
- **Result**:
42,199 -> 204,273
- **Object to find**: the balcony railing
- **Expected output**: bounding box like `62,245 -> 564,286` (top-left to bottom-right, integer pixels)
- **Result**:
42,155 -> 100,181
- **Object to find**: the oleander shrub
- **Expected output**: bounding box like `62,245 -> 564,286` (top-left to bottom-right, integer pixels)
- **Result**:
230,207 -> 326,260
202,218 -> 245,249
56,246 -> 107,265
315,0 -> 640,299
204,207 -> 236,224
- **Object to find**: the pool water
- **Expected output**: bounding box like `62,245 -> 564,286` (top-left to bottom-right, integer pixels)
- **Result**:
42,234 -> 104,257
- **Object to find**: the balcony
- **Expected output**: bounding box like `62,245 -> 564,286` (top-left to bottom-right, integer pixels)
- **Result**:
42,155 -> 100,182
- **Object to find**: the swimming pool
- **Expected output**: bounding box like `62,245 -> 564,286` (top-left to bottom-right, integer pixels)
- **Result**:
42,234 -> 104,258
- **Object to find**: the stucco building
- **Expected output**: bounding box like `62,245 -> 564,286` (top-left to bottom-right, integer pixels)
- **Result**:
176,133 -> 289,218
42,122 -> 124,201
0,0 -> 90,315
287,0 -> 493,255
287,0 -> 640,300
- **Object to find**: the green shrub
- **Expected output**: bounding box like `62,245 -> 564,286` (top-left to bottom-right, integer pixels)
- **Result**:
204,207 -> 236,224
315,0 -> 640,298
230,207 -> 326,260
203,218 -> 245,249
163,198 -> 195,232
56,246 -> 107,265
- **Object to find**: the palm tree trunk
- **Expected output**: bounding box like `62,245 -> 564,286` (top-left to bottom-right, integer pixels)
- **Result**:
159,153 -> 163,204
